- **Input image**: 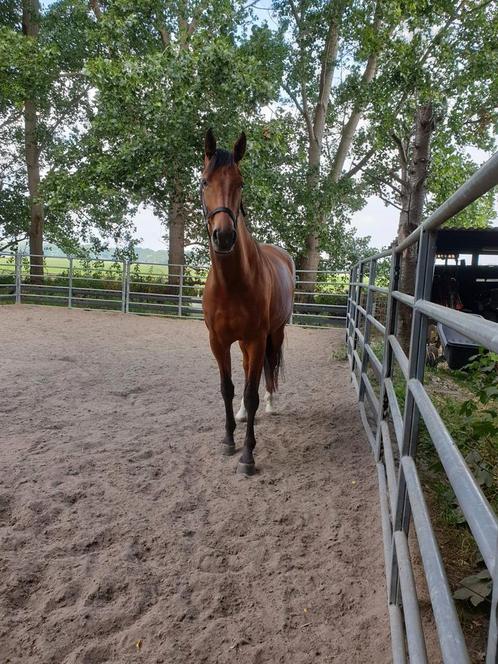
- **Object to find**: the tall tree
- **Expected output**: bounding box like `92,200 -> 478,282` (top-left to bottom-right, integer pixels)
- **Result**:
76,0 -> 284,281
273,0 -> 498,291
0,0 -> 136,268
360,0 -> 498,349
395,103 -> 435,351
274,0 -> 395,289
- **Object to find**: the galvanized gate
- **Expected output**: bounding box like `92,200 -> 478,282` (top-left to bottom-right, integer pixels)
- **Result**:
0,255 -> 349,327
347,153 -> 498,663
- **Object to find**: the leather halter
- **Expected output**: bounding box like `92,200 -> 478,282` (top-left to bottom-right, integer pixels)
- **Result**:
200,181 -> 244,236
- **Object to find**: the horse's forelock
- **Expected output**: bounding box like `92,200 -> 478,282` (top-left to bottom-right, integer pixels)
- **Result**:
206,149 -> 235,176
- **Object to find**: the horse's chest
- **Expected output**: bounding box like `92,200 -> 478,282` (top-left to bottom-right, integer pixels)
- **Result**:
209,300 -> 265,338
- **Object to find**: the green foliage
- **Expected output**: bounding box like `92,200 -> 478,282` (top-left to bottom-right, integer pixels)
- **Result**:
427,140 -> 497,229
1,0 -> 497,262
73,2 -> 285,255
0,0 -> 136,254
456,351 -> 498,440
362,0 -> 498,232
416,354 -> 498,531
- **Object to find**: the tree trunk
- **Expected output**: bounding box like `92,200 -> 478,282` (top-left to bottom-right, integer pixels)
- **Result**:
397,103 -> 434,354
167,189 -> 186,290
296,140 -> 323,299
23,0 -> 44,283
295,9 -> 342,295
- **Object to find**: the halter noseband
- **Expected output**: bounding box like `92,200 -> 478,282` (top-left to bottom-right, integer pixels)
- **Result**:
206,205 -> 239,228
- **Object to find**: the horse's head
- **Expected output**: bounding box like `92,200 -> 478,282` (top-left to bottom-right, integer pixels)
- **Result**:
201,128 -> 246,255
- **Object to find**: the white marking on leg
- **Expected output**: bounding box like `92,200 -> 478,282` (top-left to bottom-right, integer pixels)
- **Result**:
235,397 -> 247,422
265,390 -> 276,415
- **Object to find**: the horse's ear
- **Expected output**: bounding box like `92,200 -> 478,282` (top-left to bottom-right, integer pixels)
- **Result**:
233,132 -> 246,163
205,128 -> 217,159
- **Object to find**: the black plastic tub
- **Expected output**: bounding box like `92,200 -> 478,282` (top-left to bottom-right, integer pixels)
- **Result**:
437,322 -> 479,370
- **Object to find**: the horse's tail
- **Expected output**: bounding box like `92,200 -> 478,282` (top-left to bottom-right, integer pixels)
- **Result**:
264,334 -> 284,394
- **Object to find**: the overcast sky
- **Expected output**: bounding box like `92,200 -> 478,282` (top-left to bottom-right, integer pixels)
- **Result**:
131,194 -> 401,251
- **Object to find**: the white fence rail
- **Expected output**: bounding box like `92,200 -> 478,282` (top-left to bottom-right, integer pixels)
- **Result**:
0,252 -> 349,327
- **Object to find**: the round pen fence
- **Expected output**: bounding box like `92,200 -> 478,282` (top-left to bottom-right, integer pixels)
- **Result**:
3,160 -> 496,662
0,253 -> 349,327
347,153 -> 498,663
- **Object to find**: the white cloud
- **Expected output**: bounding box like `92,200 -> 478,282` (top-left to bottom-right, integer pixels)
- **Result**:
349,197 -> 399,249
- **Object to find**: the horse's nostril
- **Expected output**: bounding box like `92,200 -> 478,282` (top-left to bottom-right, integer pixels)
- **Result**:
212,227 -> 236,252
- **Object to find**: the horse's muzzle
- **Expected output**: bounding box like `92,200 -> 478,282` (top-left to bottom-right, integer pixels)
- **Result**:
212,228 -> 237,254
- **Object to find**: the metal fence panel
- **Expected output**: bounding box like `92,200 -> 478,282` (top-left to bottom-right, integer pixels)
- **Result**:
0,252 -> 350,328
347,151 -> 498,662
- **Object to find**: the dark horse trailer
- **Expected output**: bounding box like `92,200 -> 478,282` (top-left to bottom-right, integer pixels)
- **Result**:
430,228 -> 498,368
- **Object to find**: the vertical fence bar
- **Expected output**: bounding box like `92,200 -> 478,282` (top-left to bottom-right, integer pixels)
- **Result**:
15,249 -> 21,304
390,228 -> 437,611
351,262 -> 364,376
375,249 -> 405,621
125,261 -> 130,313
121,260 -> 127,313
68,256 -> 73,307
290,268 -> 294,325
399,229 -> 437,528
376,248 -> 400,462
347,264 -> 359,366
178,264 -> 184,317
358,259 -> 376,405
347,264 -> 357,341
293,270 -> 301,326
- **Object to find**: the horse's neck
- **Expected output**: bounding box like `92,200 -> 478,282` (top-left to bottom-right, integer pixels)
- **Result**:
210,218 -> 260,291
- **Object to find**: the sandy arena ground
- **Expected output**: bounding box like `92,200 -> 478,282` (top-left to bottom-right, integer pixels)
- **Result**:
0,305 -> 390,663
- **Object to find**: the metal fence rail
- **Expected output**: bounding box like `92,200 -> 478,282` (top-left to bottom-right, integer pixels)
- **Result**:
347,152 -> 498,663
0,253 -> 349,327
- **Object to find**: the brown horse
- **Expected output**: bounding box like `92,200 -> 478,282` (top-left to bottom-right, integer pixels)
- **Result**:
201,129 -> 295,475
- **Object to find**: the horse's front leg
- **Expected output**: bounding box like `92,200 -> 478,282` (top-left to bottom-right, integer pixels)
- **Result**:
238,337 -> 265,475
209,334 -> 236,456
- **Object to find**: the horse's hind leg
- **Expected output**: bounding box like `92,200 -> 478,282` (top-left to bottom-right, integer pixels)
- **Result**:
263,325 -> 285,415
209,334 -> 236,456
235,341 -> 249,422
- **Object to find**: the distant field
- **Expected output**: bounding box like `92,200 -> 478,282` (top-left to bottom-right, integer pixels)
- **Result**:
0,256 -> 209,280
0,256 -> 349,291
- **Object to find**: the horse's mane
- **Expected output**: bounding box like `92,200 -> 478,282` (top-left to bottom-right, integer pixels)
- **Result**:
206,149 -> 235,175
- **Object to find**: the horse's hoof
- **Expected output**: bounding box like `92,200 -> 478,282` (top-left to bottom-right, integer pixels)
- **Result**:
237,461 -> 256,476
221,443 -> 236,456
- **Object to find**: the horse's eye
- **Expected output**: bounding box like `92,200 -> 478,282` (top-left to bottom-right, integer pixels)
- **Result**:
240,182 -> 244,189
202,178 -> 208,187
